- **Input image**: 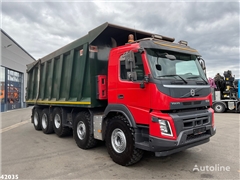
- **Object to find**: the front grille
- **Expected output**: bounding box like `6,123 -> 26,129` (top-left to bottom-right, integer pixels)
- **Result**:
193,101 -> 201,105
182,101 -> 201,106
183,102 -> 191,105
186,131 -> 210,142
183,115 -> 209,129
169,109 -> 212,136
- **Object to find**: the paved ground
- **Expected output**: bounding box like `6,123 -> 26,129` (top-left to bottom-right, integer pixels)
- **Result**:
0,107 -> 239,180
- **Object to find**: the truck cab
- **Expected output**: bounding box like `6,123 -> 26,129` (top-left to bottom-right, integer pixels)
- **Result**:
106,35 -> 216,157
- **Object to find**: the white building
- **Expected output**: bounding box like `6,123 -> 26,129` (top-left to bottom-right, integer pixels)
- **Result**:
1,29 -> 35,112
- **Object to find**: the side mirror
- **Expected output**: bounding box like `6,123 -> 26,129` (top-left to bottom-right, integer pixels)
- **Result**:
198,57 -> 206,70
198,57 -> 207,76
125,51 -> 135,70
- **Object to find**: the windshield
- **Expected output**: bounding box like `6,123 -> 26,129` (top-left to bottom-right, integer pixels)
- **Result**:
146,48 -> 207,82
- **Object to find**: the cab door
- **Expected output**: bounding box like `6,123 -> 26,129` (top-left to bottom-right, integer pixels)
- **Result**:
117,50 -> 151,125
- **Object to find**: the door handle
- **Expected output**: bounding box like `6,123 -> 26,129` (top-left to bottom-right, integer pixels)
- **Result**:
118,94 -> 124,99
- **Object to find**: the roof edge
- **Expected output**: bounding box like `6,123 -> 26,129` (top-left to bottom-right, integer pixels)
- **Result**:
1,29 -> 36,61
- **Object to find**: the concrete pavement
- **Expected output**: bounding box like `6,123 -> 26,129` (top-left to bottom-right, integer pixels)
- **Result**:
0,108 -> 239,179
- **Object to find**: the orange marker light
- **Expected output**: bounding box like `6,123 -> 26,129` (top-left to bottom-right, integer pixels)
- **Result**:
128,34 -> 134,43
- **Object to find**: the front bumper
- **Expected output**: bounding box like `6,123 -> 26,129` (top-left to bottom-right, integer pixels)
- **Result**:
135,125 -> 216,157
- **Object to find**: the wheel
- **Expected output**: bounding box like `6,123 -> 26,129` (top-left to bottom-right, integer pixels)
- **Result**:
237,104 -> 240,113
41,109 -> 54,134
52,107 -> 70,137
73,111 -> 97,149
105,115 -> 144,166
213,102 -> 226,113
33,108 -> 42,130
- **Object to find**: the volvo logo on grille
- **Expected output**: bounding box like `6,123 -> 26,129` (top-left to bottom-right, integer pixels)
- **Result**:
190,89 -> 195,96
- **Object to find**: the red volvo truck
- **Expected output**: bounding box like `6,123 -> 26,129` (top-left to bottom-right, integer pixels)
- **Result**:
26,22 -> 216,166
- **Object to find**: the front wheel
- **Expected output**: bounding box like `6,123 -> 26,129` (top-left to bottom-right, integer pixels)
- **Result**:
105,116 -> 143,166
213,102 -> 226,113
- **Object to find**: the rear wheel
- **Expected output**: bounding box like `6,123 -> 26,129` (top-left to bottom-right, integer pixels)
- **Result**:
33,108 -> 42,130
213,102 -> 226,113
52,108 -> 70,137
41,109 -> 54,134
73,111 -> 97,149
105,115 -> 143,166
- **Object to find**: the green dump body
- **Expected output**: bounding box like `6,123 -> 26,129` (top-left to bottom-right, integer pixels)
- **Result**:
26,22 -> 152,108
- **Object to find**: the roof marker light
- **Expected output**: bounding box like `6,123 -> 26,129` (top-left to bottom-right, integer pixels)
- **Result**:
178,40 -> 188,46
152,34 -> 163,40
128,34 -> 134,43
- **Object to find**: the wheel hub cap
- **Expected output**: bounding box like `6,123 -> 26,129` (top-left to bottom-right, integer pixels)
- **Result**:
54,114 -> 61,129
34,112 -> 38,126
42,114 -> 47,129
111,128 -> 126,153
216,105 -> 222,110
77,121 -> 86,140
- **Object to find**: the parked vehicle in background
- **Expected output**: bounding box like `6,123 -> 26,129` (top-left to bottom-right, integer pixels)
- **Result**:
26,22 -> 216,166
212,70 -> 239,113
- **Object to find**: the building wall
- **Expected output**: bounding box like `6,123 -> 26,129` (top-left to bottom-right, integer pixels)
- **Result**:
1,30 -> 35,111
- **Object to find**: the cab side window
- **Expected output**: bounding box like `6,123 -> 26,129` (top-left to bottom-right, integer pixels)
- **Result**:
120,56 -> 127,80
120,52 -> 145,81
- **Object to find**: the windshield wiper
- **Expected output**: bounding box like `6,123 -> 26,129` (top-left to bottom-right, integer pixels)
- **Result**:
158,75 -> 188,84
187,76 -> 208,84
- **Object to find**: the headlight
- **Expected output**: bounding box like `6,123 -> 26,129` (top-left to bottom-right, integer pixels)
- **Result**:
158,119 -> 173,136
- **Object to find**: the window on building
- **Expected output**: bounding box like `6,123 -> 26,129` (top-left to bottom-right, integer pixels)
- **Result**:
0,66 -> 5,103
7,69 -> 22,104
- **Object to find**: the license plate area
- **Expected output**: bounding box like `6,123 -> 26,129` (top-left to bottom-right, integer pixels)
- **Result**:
193,127 -> 206,135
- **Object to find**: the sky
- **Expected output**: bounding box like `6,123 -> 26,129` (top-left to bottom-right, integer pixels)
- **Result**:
1,0 -> 240,79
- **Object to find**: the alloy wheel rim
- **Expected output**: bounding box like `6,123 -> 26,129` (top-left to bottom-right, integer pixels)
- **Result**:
42,113 -> 47,129
77,121 -> 86,140
34,112 -> 38,126
216,105 -> 222,111
111,128 -> 126,153
54,114 -> 61,129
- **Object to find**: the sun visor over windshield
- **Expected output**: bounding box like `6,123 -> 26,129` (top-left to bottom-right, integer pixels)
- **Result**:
140,40 -> 200,56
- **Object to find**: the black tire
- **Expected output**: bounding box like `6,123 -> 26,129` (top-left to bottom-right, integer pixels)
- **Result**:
237,104 -> 240,113
73,111 -> 97,149
41,109 -> 54,134
105,115 -> 144,166
213,102 -> 226,113
33,108 -> 42,130
52,107 -> 70,137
